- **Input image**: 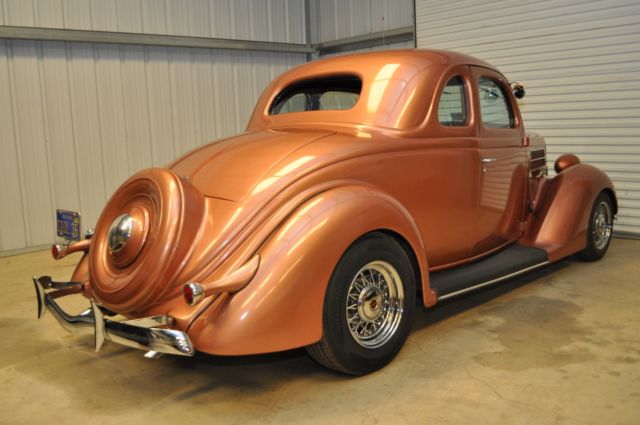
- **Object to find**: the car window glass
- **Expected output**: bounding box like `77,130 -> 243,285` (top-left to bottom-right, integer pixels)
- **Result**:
478,77 -> 513,128
277,93 -> 307,114
319,91 -> 359,110
438,76 -> 467,126
270,75 -> 361,115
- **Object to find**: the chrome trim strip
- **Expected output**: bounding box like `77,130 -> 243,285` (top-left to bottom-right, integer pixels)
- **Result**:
436,261 -> 550,301
33,276 -> 194,357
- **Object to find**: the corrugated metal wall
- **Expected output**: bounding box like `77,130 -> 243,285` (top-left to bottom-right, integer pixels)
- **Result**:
416,0 -> 640,236
0,1 -> 306,254
308,0 -> 414,43
0,0 -> 306,42
320,39 -> 415,57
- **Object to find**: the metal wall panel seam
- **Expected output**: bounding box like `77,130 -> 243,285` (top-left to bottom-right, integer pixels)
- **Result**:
0,39 -> 27,250
285,0 -> 291,43
117,44 -> 133,173
62,41 -> 84,223
143,46 -> 158,166
90,43 -> 112,206
6,0 -> 35,26
35,40 -> 58,241
5,40 -> 32,246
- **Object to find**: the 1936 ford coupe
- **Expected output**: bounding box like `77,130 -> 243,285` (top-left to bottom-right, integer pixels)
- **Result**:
34,50 -> 616,375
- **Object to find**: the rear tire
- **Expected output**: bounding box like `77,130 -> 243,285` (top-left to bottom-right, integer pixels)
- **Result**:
578,192 -> 614,262
306,233 -> 416,375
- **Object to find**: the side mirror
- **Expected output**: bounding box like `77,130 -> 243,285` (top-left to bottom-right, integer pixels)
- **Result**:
511,82 -> 526,99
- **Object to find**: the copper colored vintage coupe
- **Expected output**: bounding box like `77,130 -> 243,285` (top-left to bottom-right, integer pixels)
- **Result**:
35,50 -> 616,375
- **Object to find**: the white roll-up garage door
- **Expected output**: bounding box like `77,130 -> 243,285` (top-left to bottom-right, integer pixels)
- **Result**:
416,0 -> 640,236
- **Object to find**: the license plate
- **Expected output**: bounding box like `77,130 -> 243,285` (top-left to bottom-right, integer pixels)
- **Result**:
56,209 -> 81,241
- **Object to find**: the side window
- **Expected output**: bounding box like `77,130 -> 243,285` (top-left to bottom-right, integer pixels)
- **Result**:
277,93 -> 307,114
478,77 -> 513,128
438,76 -> 467,126
318,91 -> 359,110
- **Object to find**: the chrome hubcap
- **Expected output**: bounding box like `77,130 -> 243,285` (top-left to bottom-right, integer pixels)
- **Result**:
346,261 -> 404,349
593,201 -> 612,250
107,214 -> 133,253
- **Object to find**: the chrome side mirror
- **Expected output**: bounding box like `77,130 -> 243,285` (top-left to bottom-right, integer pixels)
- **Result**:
511,82 -> 526,99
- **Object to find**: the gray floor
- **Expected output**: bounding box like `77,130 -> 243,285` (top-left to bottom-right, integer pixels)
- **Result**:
1,239 -> 639,424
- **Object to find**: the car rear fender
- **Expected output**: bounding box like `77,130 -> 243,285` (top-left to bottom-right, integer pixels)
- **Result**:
188,185 -> 431,355
522,163 -> 616,262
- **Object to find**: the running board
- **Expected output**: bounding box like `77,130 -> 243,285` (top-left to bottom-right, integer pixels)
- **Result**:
430,244 -> 549,300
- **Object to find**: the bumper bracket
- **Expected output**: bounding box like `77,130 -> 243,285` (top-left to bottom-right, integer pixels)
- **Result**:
33,276 -> 194,357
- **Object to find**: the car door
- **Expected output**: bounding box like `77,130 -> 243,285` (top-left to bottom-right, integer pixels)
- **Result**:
470,66 -> 528,257
412,66 -> 480,268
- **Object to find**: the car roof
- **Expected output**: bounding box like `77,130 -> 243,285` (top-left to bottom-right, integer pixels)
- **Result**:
301,48 -> 496,71
247,49 -> 498,132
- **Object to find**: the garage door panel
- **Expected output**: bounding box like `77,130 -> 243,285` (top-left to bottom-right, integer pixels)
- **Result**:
520,88 -> 640,100
419,14 -> 640,50
420,0 -> 637,37
418,0 -> 640,235
546,145 -> 640,155
544,137 -> 639,146
418,0 -> 589,30
468,26 -> 640,59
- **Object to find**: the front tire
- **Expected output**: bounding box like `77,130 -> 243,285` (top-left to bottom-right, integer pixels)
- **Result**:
578,192 -> 614,262
306,233 -> 416,375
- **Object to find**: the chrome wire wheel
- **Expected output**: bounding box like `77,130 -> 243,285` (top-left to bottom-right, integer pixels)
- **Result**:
592,201 -> 613,250
345,260 -> 404,349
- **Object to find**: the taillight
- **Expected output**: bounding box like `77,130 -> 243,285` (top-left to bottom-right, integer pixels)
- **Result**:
183,282 -> 204,306
51,244 -> 62,260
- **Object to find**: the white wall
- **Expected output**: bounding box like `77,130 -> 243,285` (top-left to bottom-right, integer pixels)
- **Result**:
416,0 -> 640,236
308,0 -> 414,48
0,1 -> 307,254
1,0 -> 418,254
0,0 -> 306,43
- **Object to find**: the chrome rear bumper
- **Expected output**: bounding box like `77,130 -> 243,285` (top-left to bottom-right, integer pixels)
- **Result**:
33,276 -> 194,357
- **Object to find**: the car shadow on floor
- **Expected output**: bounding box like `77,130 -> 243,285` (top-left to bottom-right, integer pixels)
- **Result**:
14,256 -> 574,411
412,258 -> 572,331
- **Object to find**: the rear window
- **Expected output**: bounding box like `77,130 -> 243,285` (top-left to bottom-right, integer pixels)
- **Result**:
269,75 -> 362,115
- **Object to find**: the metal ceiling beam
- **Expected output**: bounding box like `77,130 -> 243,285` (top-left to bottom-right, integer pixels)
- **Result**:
0,24 -> 415,57
313,26 -> 415,56
0,26 -> 314,54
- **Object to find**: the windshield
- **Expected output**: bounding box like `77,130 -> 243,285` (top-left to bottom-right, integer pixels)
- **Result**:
269,75 -> 362,115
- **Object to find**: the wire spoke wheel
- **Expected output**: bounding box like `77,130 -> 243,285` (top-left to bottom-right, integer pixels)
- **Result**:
592,201 -> 612,250
579,192 -> 615,262
306,233 -> 415,375
345,261 -> 404,349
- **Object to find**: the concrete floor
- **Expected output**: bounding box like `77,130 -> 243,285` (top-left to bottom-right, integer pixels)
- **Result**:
1,239 -> 639,425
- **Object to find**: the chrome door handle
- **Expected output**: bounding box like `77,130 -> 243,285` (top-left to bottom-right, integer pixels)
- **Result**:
481,158 -> 497,164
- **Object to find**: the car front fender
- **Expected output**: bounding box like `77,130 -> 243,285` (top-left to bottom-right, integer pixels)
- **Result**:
523,163 -> 616,262
188,184 -> 430,355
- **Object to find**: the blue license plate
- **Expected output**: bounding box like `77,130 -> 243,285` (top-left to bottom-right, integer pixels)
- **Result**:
56,209 -> 81,241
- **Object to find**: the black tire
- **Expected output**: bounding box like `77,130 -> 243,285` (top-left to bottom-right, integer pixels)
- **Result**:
306,233 -> 416,375
578,192 -> 614,262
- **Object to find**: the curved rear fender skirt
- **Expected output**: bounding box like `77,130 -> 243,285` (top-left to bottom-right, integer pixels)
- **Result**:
188,185 -> 430,355
522,163 -> 616,262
